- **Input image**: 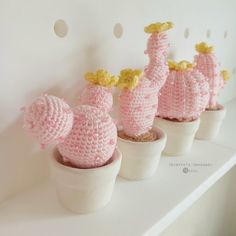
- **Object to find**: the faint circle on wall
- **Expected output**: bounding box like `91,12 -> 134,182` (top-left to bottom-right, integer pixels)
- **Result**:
183,167 -> 189,174
206,29 -> 211,38
184,28 -> 190,39
224,30 -> 228,39
113,23 -> 123,39
54,19 -> 68,38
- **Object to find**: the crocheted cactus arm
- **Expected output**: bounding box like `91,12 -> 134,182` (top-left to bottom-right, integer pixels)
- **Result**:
79,69 -> 118,113
23,95 -> 74,147
117,69 -> 158,137
80,84 -> 113,113
57,105 -> 117,168
158,61 -> 209,121
194,42 -> 222,108
144,22 -> 173,90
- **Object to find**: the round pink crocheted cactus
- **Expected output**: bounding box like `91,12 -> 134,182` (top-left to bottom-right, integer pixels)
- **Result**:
194,42 -> 224,109
23,95 -> 74,147
80,84 -> 113,113
158,61 -> 209,121
119,78 -> 159,137
58,105 -> 117,168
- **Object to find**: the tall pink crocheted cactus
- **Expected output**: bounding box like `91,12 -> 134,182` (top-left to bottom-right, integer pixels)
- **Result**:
23,95 -> 117,168
158,61 -> 209,121
116,22 -> 173,137
144,22 -> 173,89
80,69 -> 118,113
194,42 -> 226,109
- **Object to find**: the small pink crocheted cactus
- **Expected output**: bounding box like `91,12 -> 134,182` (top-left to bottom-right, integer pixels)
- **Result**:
80,69 -> 118,112
23,95 -> 117,168
117,69 -> 159,137
194,42 -> 229,109
158,60 -> 210,121
23,95 -> 74,148
144,22 -> 173,89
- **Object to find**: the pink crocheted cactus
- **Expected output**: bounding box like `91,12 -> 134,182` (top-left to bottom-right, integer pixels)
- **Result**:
194,42 -> 224,109
80,69 -> 118,113
23,95 -> 117,168
117,69 -> 159,137
58,105 -> 117,168
23,95 -> 74,147
80,84 -> 113,113
144,22 -> 173,89
158,61 -> 209,121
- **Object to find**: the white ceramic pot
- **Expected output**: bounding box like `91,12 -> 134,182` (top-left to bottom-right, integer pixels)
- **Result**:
154,117 -> 200,156
48,148 -> 122,214
195,106 -> 226,140
117,127 -> 166,180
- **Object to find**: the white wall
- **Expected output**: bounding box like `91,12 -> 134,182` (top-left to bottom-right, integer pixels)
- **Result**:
0,0 -> 236,214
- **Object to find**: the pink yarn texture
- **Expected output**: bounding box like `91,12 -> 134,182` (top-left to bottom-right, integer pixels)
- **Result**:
58,105 -> 117,168
158,69 -> 209,121
144,32 -> 170,89
119,78 -> 159,137
194,53 -> 224,108
24,95 -> 73,146
80,84 -> 113,113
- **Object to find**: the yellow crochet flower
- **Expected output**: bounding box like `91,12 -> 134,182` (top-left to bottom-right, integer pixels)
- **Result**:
168,60 -> 194,71
117,69 -> 142,90
144,22 -> 173,34
221,70 -> 230,82
195,42 -> 214,54
84,69 -> 118,88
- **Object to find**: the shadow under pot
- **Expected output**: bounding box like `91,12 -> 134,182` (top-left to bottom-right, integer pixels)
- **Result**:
154,117 -> 200,156
117,127 -> 166,180
195,105 -> 226,140
48,148 -> 122,214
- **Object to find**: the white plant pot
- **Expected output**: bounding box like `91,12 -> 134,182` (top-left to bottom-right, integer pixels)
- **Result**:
154,117 -> 200,156
117,127 -> 166,180
195,106 -> 226,140
48,148 -> 122,214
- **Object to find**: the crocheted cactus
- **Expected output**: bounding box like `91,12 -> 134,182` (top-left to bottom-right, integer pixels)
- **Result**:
117,69 -> 159,137
23,95 -> 74,147
23,95 -> 117,168
158,60 -> 209,121
144,22 -> 173,89
58,105 -> 117,168
80,69 -> 118,112
194,42 -> 228,109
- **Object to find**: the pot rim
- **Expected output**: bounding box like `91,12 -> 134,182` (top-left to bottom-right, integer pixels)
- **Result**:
118,126 -> 166,145
50,148 -> 121,174
204,104 -> 225,113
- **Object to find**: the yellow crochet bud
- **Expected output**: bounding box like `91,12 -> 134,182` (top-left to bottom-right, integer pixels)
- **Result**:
117,69 -> 142,90
195,42 -> 214,54
221,70 -> 230,83
168,60 -> 194,71
84,69 -> 118,88
144,21 -> 173,34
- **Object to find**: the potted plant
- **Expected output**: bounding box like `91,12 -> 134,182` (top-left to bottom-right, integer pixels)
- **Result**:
194,42 -> 229,139
155,60 -> 209,155
116,22 -> 173,180
23,94 -> 121,213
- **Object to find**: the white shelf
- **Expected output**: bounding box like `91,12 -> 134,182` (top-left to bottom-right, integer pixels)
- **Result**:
1,99 -> 236,236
